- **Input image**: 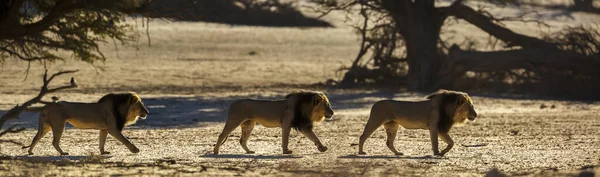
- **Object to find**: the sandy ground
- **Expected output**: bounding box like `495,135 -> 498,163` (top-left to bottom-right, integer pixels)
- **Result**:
1,1 -> 600,176
2,92 -> 600,176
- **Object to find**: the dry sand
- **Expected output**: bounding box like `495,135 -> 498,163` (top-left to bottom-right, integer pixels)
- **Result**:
1,1 -> 600,176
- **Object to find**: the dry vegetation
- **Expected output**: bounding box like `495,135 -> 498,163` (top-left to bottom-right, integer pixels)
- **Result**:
0,2 -> 600,176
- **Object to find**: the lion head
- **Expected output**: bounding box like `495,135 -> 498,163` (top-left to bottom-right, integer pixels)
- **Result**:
125,94 -> 149,122
427,89 -> 477,133
310,92 -> 335,122
454,93 -> 477,122
98,92 -> 149,130
287,91 -> 335,130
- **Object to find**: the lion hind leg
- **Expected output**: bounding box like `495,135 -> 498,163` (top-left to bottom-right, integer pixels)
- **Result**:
383,121 -> 403,155
358,117 -> 387,155
214,119 -> 244,154
240,120 -> 256,154
51,121 -> 69,155
99,130 -> 110,155
24,119 -> 51,155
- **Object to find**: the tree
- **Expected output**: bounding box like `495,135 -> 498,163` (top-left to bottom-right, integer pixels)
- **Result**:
315,0 -> 600,92
0,0 -> 149,63
0,0 -> 150,145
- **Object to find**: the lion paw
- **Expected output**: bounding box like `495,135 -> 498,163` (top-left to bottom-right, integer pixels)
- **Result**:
28,151 -> 34,155
358,151 -> 367,155
394,152 -> 404,156
60,152 -> 69,156
101,151 -> 111,155
317,145 -> 328,152
246,151 -> 255,154
283,150 -> 293,154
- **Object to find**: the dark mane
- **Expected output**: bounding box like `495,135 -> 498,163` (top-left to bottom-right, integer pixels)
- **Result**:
286,91 -> 320,130
427,91 -> 463,134
98,93 -> 136,131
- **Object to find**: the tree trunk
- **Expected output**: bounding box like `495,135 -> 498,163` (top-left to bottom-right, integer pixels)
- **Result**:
383,0 -> 445,90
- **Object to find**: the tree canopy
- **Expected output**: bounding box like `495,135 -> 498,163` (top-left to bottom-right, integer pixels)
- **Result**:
0,0 -> 149,63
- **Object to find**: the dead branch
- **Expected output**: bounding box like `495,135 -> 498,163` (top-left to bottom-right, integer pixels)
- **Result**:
443,2 -> 553,48
0,125 -> 26,137
0,125 -> 26,146
0,140 -> 25,146
0,69 -> 78,130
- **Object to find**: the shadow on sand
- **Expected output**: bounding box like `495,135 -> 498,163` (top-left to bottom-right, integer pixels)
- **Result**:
338,154 -> 445,160
14,155 -> 112,161
1,90 -> 400,130
201,154 -> 302,159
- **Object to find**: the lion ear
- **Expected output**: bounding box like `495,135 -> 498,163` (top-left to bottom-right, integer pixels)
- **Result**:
313,95 -> 323,105
457,95 -> 467,105
129,96 -> 138,105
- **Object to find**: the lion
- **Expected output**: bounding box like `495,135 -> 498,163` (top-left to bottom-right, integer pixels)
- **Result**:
213,91 -> 335,154
358,89 -> 477,156
23,92 -> 149,155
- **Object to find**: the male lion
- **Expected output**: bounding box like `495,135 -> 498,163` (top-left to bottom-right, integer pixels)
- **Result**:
214,91 -> 334,154
358,89 -> 477,156
23,92 -> 149,155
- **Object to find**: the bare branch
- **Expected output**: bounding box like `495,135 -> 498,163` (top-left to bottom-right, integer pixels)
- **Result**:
0,140 -> 25,146
0,70 -> 78,129
46,70 -> 79,84
0,125 -> 26,137
0,124 -> 26,146
444,2 -> 553,48
0,46 -> 53,61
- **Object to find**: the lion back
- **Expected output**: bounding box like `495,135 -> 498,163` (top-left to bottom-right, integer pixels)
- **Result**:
98,92 -> 138,131
285,91 -> 320,130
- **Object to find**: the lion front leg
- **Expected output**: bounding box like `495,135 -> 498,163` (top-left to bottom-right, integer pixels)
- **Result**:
429,109 -> 441,156
108,128 -> 139,153
299,128 -> 327,153
438,132 -> 454,156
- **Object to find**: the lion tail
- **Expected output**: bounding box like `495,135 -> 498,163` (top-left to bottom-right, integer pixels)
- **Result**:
22,111 -> 46,149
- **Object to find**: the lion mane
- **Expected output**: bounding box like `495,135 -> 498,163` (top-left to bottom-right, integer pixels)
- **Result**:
426,90 -> 475,134
98,92 -> 143,131
286,91 -> 331,130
